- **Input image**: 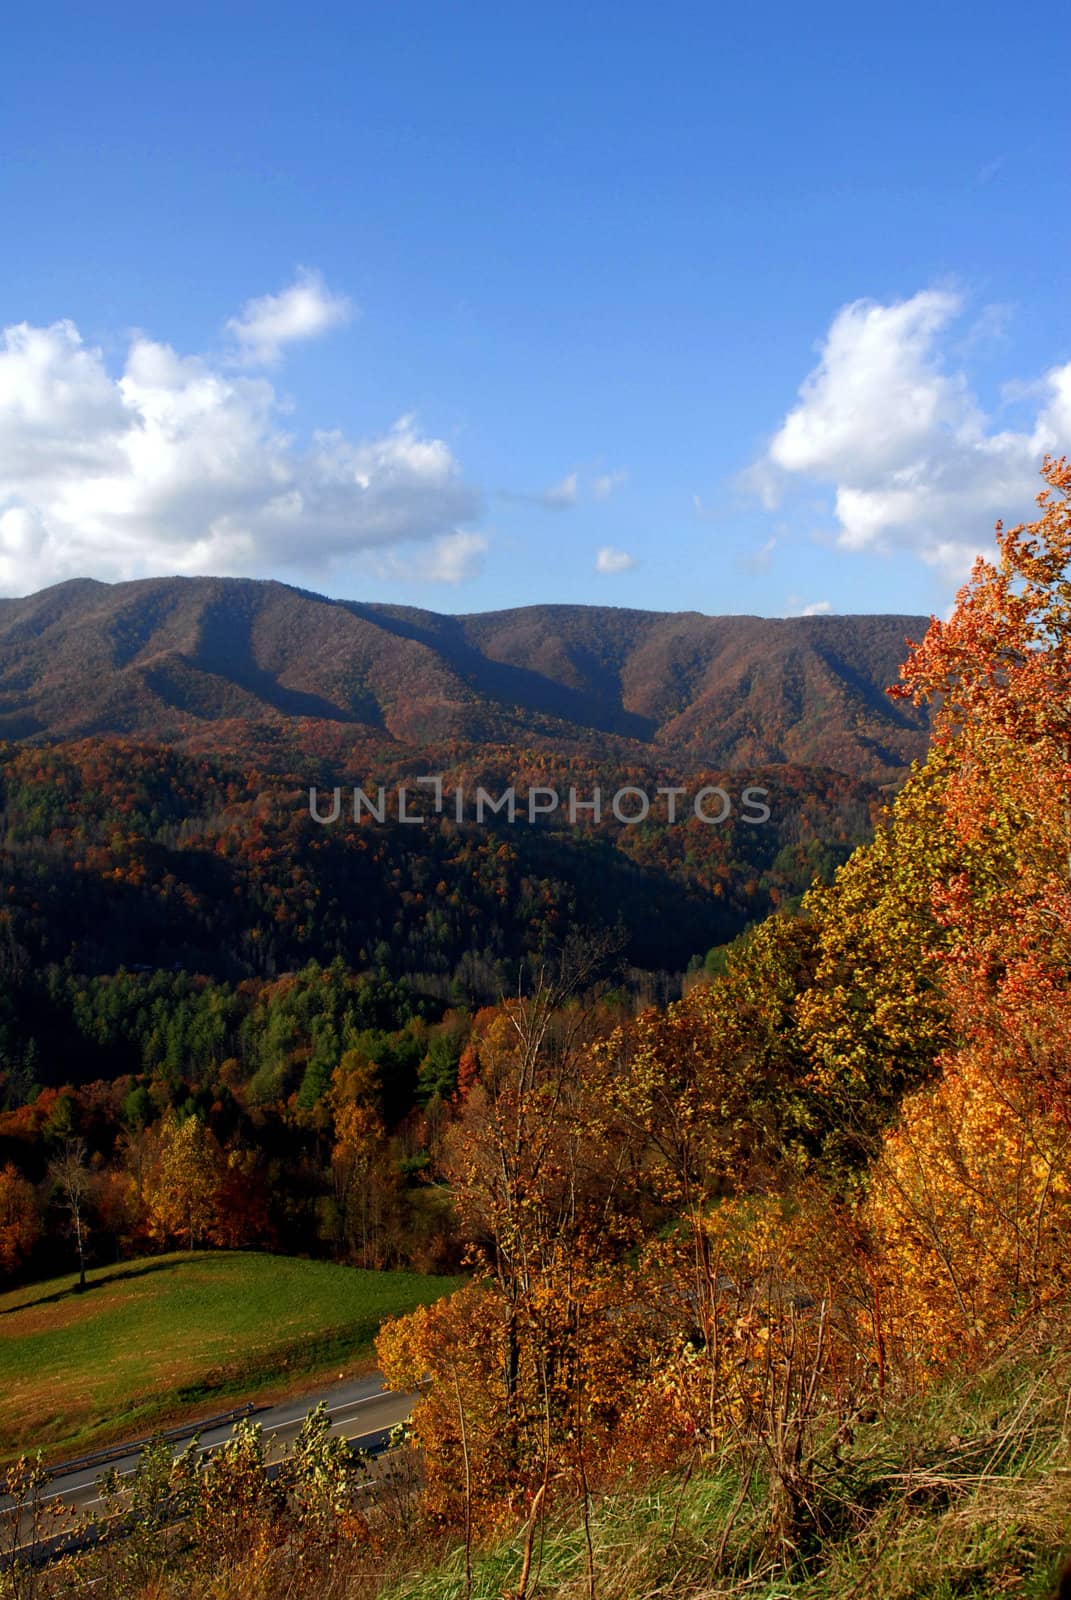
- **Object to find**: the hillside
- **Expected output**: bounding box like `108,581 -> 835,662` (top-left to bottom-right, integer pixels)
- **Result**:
377,1340 -> 1071,1600
0,578 -> 930,781
0,738 -> 875,1004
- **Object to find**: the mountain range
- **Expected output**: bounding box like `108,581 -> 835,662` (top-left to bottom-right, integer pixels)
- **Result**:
0,577 -> 932,780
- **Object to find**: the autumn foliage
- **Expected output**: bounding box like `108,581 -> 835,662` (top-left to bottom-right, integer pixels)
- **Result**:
3,462 -> 1071,1592
370,461 -> 1071,1555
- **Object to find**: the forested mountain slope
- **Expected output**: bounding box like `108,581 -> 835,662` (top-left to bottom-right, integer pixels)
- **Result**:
0,578 -> 930,780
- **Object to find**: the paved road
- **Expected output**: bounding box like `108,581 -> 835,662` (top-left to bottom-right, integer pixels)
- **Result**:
11,1372 -> 415,1521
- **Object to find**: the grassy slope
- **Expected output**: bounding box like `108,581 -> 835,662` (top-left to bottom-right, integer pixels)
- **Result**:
381,1336 -> 1071,1600
0,1251 -> 462,1462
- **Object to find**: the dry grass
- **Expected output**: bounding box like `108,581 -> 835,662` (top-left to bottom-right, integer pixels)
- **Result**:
15,1321 -> 1071,1600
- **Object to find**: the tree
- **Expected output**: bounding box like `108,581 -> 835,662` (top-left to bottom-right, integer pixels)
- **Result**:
145,1113 -> 221,1250
792,752 -> 968,1175
48,1137 -> 91,1290
0,1163 -> 41,1280
892,456 -> 1071,769
381,939 -> 645,1521
853,461 -> 1071,1375
890,454 -> 1071,1123
866,959 -> 1071,1378
330,1099 -> 393,1267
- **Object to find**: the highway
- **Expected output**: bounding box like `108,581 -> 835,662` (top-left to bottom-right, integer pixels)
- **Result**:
1,1372 -> 415,1552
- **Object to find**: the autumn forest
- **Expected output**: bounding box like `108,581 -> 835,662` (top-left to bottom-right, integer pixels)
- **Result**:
3,462 -> 1071,1596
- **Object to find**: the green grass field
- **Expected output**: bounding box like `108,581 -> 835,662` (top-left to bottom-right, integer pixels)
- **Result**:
0,1251 -> 463,1462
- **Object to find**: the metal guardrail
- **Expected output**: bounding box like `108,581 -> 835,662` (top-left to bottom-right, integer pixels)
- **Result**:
43,1402 -> 261,1480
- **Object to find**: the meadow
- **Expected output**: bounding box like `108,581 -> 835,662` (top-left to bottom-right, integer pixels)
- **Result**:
0,1251 -> 462,1462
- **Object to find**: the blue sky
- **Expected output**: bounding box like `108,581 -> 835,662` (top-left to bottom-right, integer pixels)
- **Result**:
1,1 -> 1068,617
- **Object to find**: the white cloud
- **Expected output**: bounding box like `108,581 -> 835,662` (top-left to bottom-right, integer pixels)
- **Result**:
801,600 -> 832,616
541,470 -> 579,510
502,467 -> 627,510
595,545 -> 637,574
500,469 -> 581,511
755,289 -> 1071,582
224,268 -> 354,366
957,301 -> 1014,355
768,290 -> 971,482
592,469 -> 627,500
372,530 -> 489,584
0,315 -> 481,595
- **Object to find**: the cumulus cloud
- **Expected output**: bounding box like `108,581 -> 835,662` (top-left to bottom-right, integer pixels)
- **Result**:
224,268 -> 354,366
0,315 -> 482,594
595,545 -> 637,574
754,289 -> 1071,582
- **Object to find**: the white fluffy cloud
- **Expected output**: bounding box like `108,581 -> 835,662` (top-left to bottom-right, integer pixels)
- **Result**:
756,289 -> 1071,581
224,269 -> 354,366
595,544 -> 636,574
0,311 -> 482,595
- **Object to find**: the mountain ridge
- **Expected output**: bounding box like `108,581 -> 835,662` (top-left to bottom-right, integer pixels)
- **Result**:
0,576 -> 932,780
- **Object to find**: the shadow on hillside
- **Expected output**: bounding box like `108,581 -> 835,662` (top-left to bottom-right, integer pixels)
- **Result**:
345,601 -> 658,742
2,1259 -> 182,1315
